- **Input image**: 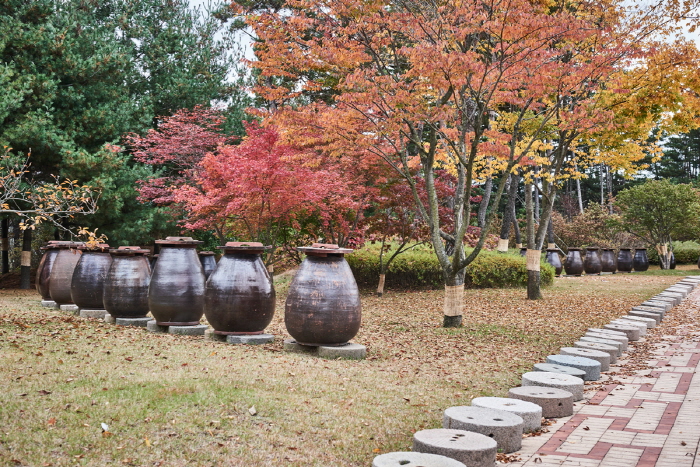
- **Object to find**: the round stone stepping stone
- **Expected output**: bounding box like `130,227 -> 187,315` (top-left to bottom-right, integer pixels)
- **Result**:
412,429 -> 496,466
631,306 -> 665,318
663,289 -> 686,298
115,317 -> 151,327
654,295 -> 679,306
580,336 -> 623,355
628,310 -> 661,324
471,397 -> 542,432
283,339 -> 318,355
612,319 -> 647,336
533,362 -> 587,379
621,315 -> 656,328
169,324 -> 208,336
588,327 -> 627,338
585,332 -> 628,350
442,406 -> 523,453
560,347 -> 610,372
667,287 -> 690,296
546,354 -> 601,380
318,342 -> 367,360
372,452 -> 466,467
642,300 -> 672,311
521,371 -> 584,401
508,386 -> 574,418
573,341 -> 618,363
603,323 -> 640,341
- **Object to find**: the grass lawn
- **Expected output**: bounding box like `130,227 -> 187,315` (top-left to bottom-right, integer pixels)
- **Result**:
0,268 -> 693,466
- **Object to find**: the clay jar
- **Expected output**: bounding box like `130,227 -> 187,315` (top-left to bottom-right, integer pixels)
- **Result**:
103,247 -> 151,319
148,237 -> 205,325
600,249 -> 617,273
670,251 -> 676,269
71,244 -> 112,310
563,248 -> 584,276
204,242 -> 275,335
545,249 -> 563,276
36,242 -> 60,300
48,242 -> 84,305
199,251 -> 217,280
633,248 -> 649,272
285,243 -> 361,346
617,248 -> 633,272
583,247 -> 602,275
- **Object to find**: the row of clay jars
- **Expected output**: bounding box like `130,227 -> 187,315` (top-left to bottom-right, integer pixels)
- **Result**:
558,248 -> 649,276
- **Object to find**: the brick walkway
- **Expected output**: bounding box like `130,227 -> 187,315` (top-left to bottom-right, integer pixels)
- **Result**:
511,281 -> 700,467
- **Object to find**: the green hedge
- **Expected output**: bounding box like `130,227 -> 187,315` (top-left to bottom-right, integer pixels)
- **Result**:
647,241 -> 700,265
347,247 -> 555,290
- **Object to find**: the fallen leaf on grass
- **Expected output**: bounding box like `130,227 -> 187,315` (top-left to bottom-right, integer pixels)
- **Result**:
47,418 -> 56,426
37,390 -> 51,396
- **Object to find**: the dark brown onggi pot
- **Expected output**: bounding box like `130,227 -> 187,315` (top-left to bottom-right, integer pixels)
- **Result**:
633,248 -> 649,272
36,242 -> 60,299
148,237 -> 205,326
199,251 -> 217,280
617,248 -> 633,272
103,247 -> 151,318
600,249 -> 617,273
204,242 -> 275,334
670,251 -> 676,269
285,243 -> 361,346
48,242 -> 84,305
545,249 -> 563,276
519,248 -> 527,257
583,247 -> 602,275
71,244 -> 112,309
563,248 -> 584,276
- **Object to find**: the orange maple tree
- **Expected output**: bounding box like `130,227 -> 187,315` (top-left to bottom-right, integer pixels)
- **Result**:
241,0 -> 700,321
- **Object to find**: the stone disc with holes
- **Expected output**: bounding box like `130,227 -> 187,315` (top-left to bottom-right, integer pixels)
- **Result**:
442,406 -> 523,453
412,429 -> 496,467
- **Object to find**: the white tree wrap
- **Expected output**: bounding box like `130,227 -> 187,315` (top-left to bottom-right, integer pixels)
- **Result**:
526,249 -> 541,271
497,238 -> 509,252
21,251 -> 31,267
443,284 -> 464,317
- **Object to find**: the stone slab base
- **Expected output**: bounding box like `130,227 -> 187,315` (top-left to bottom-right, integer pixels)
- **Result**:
205,329 -> 226,341
60,304 -> 79,314
41,300 -> 56,308
227,334 -> 274,345
283,339 -> 319,355
80,309 -> 107,319
146,320 -> 168,333
318,343 -> 367,360
104,314 -> 116,324
169,324 -> 207,336
115,317 -> 151,327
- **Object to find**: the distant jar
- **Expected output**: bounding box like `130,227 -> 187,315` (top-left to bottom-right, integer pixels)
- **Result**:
148,237 -> 205,325
71,244 -> 112,310
600,249 -> 617,273
199,251 -> 217,280
285,244 -> 361,346
36,242 -> 60,300
545,249 -> 563,276
519,248 -> 527,257
204,242 -> 275,334
48,242 -> 84,305
583,247 -> 602,275
103,247 -> 151,319
633,248 -> 649,272
617,248 -> 633,272
563,248 -> 584,276
670,251 -> 676,270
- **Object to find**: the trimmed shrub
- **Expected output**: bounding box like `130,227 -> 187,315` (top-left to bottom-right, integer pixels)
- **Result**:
347,247 -> 554,290
648,241 -> 700,265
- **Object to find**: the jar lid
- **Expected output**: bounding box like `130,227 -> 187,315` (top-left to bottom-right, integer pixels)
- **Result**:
619,247 -> 632,250
155,236 -> 203,246
78,243 -> 111,252
50,241 -> 84,249
297,243 -> 353,256
198,251 -> 216,256
219,241 -> 270,253
110,246 -> 150,256
568,247 -> 582,251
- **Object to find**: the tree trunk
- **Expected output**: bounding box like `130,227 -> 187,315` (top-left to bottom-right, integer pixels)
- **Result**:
656,243 -> 671,269
1,218 -> 8,273
525,182 -> 542,299
377,273 -> 386,297
547,218 -> 555,249
20,228 -> 32,289
443,281 -> 464,327
478,177 -> 493,229
534,168 -> 540,223
576,173 -> 584,214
